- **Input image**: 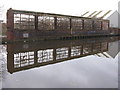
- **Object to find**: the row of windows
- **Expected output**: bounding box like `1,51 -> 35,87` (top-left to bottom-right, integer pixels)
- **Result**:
14,42 -> 108,68
14,13 -> 109,30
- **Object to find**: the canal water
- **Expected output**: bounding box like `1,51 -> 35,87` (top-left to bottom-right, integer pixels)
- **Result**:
0,36 -> 119,88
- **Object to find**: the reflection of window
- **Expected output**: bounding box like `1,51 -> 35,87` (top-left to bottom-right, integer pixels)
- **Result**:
83,45 -> 92,54
72,18 -> 83,30
84,19 -> 93,30
56,17 -> 70,30
38,15 -> 54,30
56,48 -> 68,60
101,42 -> 108,51
71,46 -> 81,57
93,43 -> 101,52
37,49 -> 53,63
14,13 -> 35,29
94,20 -> 102,30
14,51 -> 34,68
102,21 -> 109,30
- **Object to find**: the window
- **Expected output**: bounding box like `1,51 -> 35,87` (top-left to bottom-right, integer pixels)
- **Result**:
14,51 -> 34,68
14,13 -> 35,30
72,18 -> 83,30
56,47 -> 68,60
38,49 -> 53,63
38,15 -> 54,30
71,46 -> 81,57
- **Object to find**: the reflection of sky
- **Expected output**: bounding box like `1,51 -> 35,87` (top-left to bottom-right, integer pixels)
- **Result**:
1,38 -> 119,88
3,55 -> 118,88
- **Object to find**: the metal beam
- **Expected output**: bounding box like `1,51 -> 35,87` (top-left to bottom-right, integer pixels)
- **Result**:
81,11 -> 89,17
92,11 -> 103,18
87,11 -> 97,18
99,10 -> 112,19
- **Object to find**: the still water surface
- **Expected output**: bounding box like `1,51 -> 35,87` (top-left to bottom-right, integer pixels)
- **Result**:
0,37 -> 119,88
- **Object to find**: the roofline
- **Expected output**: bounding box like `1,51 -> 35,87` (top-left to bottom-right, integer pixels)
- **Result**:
9,8 -> 108,20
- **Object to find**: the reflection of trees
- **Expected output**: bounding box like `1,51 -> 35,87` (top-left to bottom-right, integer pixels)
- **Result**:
2,23 -> 7,36
38,16 -> 54,30
0,45 -> 7,82
14,14 -> 35,30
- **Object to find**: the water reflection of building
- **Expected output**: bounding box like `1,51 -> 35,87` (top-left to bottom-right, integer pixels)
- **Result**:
95,39 -> 120,58
7,37 -> 119,74
106,40 -> 120,58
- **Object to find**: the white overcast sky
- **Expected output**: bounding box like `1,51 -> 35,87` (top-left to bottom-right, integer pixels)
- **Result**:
0,0 -> 120,21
